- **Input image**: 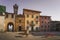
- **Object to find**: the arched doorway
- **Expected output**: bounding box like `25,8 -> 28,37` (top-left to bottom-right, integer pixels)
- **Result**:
18,26 -> 22,31
7,22 -> 14,32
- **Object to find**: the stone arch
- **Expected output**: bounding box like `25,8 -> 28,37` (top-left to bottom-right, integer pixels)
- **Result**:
7,22 -> 14,32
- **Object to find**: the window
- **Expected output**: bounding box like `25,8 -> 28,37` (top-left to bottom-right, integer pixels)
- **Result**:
48,25 -> 49,27
27,14 -> 29,18
45,17 -> 47,19
19,20 -> 21,23
41,25 -> 43,28
5,14 -> 8,18
27,20 -> 29,24
36,21 -> 38,24
48,17 -> 50,20
12,14 -> 14,18
48,22 -> 49,24
42,21 -> 43,23
48,17 -> 50,19
42,17 -> 43,19
31,21 -> 34,24
45,25 -> 46,29
45,21 -> 46,23
32,15 -> 34,18
36,16 -> 38,19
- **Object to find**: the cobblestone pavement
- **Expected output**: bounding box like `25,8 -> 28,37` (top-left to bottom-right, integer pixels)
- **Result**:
0,32 -> 60,40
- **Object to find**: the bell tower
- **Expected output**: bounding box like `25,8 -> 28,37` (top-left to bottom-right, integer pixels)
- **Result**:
13,4 -> 18,14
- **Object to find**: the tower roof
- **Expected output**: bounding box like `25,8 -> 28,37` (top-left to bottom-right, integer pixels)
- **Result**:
13,4 -> 18,8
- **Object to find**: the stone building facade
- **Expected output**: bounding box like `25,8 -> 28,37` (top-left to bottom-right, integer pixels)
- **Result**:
4,4 -> 25,32
0,4 -> 41,32
4,12 -> 15,32
23,9 -> 41,31
0,4 -> 54,32
15,14 -> 25,31
0,13 -> 5,32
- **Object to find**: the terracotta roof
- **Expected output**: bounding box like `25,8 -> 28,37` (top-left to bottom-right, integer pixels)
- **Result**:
23,8 -> 41,13
40,15 -> 51,17
16,14 -> 25,17
5,12 -> 14,15
13,4 -> 18,8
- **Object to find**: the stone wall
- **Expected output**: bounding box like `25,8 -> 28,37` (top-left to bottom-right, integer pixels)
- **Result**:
0,16 -> 5,32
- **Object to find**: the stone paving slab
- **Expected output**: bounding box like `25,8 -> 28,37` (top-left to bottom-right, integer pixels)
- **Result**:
0,32 -> 60,40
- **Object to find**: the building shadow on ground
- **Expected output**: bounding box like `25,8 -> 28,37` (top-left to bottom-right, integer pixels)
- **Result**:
30,32 -> 60,36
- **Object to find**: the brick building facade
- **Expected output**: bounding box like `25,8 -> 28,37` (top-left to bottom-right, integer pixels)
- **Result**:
39,16 -> 51,32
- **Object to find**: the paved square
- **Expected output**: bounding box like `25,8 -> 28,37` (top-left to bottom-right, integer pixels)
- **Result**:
0,32 -> 60,40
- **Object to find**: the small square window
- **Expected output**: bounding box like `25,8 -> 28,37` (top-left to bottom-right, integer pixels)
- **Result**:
45,21 -> 46,23
31,21 -> 34,24
48,22 -> 49,24
12,14 -> 14,18
19,20 -> 21,23
27,15 -> 29,18
32,15 -> 34,18
27,20 -> 29,24
45,17 -> 47,19
42,17 -> 43,19
41,25 -> 43,28
36,16 -> 38,19
5,14 -> 8,18
36,21 -> 38,24
42,21 -> 43,23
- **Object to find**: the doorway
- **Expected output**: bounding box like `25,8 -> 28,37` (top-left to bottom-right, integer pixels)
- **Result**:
19,26 -> 22,31
7,22 -> 14,32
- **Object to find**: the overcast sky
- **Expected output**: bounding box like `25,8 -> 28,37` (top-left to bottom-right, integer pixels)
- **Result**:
0,0 -> 60,21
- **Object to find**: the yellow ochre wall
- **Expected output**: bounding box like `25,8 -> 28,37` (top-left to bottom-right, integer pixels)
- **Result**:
4,14 -> 15,31
23,9 -> 41,31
